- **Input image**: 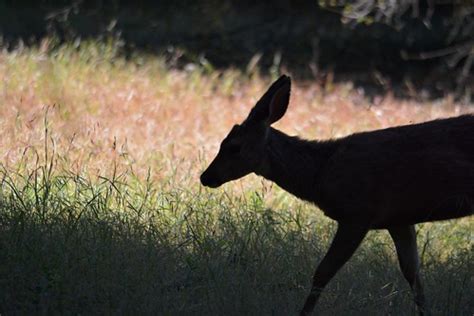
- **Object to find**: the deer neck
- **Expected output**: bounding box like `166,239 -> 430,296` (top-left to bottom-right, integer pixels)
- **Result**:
256,127 -> 335,203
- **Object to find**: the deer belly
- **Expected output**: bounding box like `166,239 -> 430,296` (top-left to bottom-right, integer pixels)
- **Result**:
318,157 -> 474,227
369,193 -> 474,228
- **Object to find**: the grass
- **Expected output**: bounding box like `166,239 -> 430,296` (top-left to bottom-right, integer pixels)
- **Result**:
0,39 -> 473,315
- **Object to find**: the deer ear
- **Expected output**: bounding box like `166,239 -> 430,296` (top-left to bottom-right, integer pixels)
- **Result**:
267,79 -> 290,124
246,75 -> 291,125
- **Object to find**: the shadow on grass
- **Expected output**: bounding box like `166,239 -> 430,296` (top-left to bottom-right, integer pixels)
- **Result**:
0,169 -> 472,315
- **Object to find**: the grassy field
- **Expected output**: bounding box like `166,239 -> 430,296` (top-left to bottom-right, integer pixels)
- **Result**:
0,40 -> 473,315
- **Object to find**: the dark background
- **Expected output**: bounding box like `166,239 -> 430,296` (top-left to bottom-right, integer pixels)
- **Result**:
0,0 -> 473,99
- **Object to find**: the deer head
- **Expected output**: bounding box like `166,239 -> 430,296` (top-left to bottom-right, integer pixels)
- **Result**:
200,75 -> 291,188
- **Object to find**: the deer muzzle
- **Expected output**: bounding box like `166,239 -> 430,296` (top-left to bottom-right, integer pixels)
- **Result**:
200,170 -> 222,188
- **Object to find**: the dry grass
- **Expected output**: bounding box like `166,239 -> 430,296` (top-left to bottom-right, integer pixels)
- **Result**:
0,41 -> 472,315
1,40 -> 471,183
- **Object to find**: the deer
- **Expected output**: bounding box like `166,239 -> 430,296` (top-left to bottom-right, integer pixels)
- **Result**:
200,75 -> 474,315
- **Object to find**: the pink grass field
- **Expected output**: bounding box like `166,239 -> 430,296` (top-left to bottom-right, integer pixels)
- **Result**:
0,44 -> 472,184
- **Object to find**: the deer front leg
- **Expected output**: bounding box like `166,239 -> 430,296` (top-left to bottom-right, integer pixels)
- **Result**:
300,223 -> 368,316
388,225 -> 426,315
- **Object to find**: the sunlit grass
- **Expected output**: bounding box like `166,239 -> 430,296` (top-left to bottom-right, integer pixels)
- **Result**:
0,40 -> 472,315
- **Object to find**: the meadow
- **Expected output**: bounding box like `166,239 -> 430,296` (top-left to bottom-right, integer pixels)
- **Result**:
0,40 -> 472,315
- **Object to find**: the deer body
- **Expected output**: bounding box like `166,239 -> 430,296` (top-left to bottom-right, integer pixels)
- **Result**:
200,75 -> 473,315
259,118 -> 474,229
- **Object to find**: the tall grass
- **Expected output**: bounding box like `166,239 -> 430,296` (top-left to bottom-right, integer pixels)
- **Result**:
0,40 -> 472,315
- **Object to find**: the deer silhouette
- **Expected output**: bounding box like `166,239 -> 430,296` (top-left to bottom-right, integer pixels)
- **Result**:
200,75 -> 473,315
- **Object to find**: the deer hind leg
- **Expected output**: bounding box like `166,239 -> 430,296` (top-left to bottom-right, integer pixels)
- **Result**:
388,225 -> 426,315
300,223 -> 368,316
